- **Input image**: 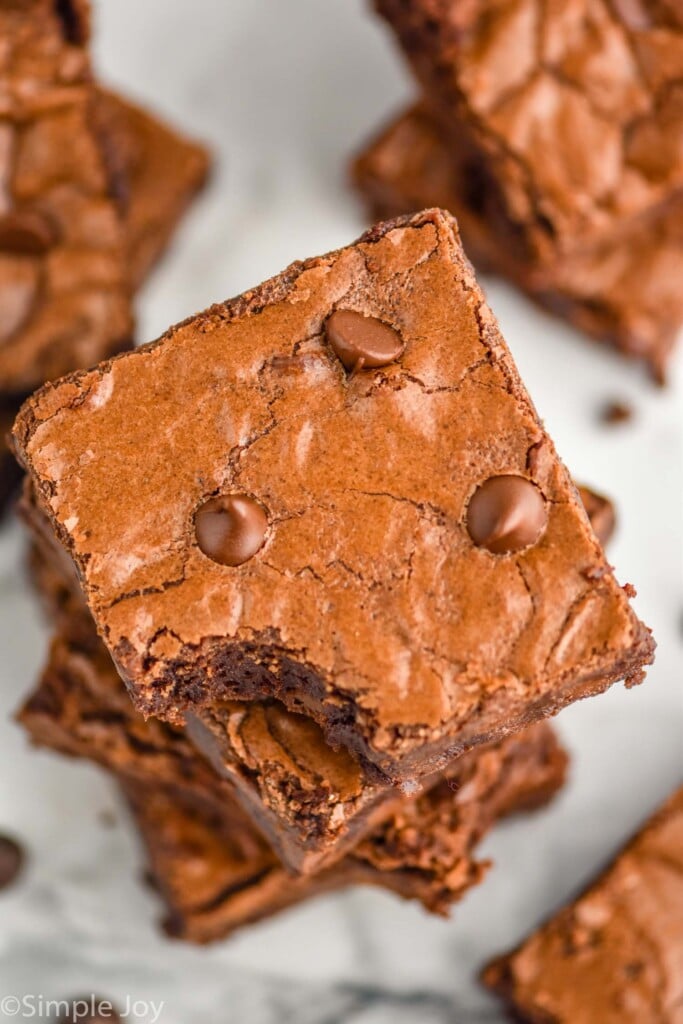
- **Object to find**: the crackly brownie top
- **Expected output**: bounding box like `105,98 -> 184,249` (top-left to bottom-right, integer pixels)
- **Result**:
484,785 -> 683,1023
375,0 -> 683,259
0,0 -> 132,393
14,209 -> 651,752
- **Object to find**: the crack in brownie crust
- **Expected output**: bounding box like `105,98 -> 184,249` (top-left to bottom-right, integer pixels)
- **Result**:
13,209 -> 653,783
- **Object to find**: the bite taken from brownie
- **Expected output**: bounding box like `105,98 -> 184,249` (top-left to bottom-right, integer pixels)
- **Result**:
13,210 -> 654,785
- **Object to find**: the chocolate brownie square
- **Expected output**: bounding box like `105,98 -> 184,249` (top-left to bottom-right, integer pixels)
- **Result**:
352,104 -> 683,377
374,1 -> 683,267
0,87 -> 209,519
483,785 -> 683,1023
13,210 -> 653,784
0,0 -> 134,395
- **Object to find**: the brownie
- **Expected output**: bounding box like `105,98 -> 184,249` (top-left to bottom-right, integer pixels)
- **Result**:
0,0 -> 133,395
185,700 -> 407,873
352,104 -> 683,377
0,88 -> 209,518
483,785 -> 683,1023
24,479 -> 606,875
13,209 -> 653,784
94,89 -> 210,289
374,1 -> 683,265
352,104 -> 497,270
122,720 -> 566,944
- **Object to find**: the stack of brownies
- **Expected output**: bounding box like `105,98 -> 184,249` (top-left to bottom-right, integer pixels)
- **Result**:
11,207 -> 654,942
355,0 -> 683,381
0,0 -> 209,516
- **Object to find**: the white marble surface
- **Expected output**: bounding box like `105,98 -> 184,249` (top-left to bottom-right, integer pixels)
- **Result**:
1,2 -> 682,1021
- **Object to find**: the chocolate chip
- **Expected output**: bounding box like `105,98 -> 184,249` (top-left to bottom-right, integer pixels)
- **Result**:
0,211 -> 57,255
195,494 -> 268,567
0,833 -> 25,891
578,486 -> 616,547
325,310 -> 404,372
467,475 -> 547,554
600,399 -> 633,425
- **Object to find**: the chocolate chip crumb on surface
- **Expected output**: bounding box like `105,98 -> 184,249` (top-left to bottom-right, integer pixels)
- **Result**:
601,400 -> 634,425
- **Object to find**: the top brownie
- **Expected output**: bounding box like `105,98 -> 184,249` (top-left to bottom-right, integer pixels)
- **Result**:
13,209 -> 654,782
374,0 -> 683,264
0,0 -> 133,394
